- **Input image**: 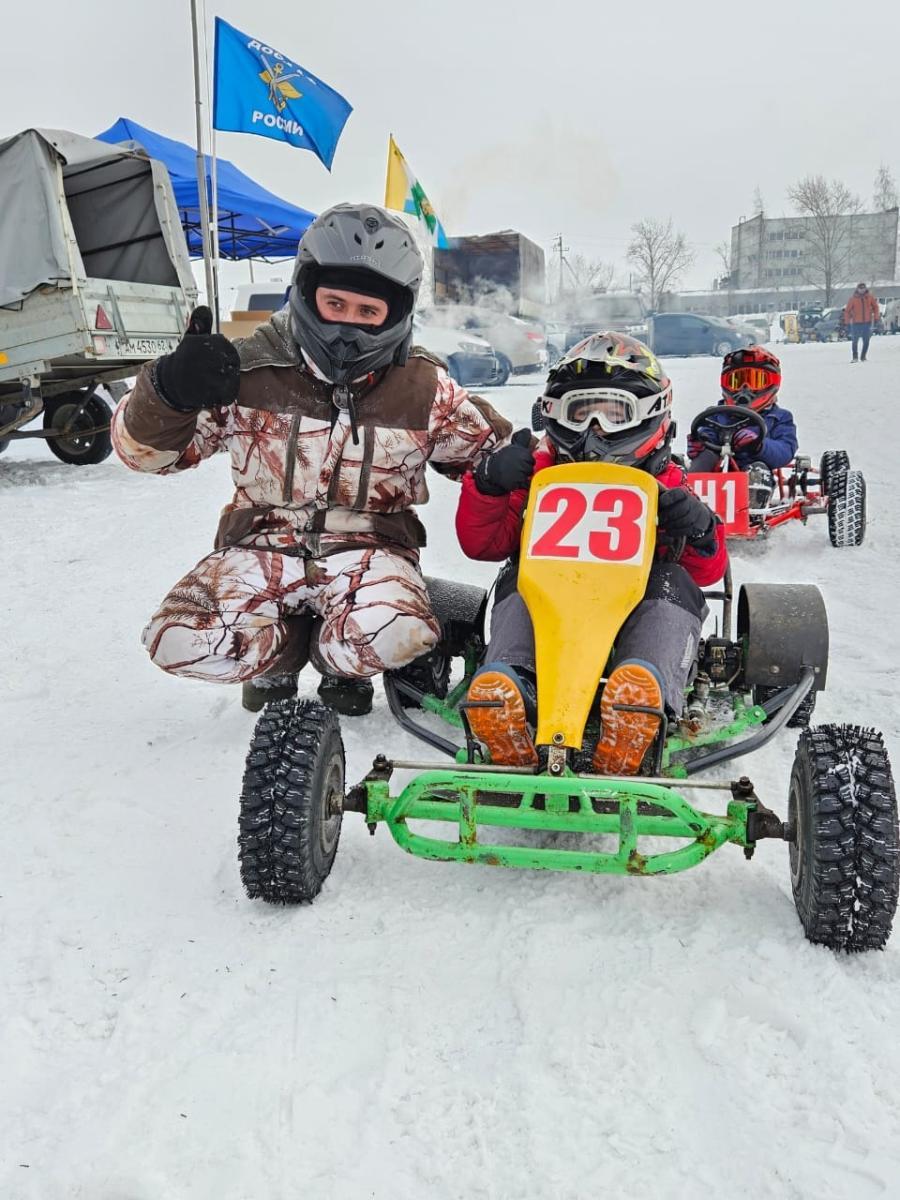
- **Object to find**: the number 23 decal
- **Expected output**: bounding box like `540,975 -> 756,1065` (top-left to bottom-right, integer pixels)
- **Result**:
527,483 -> 649,563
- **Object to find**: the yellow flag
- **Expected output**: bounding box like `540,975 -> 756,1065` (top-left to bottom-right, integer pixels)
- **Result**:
384,136 -> 448,247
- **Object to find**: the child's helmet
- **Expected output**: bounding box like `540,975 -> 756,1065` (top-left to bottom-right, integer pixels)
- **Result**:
539,332 -> 674,473
721,345 -> 781,411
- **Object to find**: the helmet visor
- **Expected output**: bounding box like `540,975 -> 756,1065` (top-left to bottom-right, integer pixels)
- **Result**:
541,387 -> 642,434
722,366 -> 779,393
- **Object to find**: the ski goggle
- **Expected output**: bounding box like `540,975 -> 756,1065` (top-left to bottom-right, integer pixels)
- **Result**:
722,366 -> 780,393
540,387 -> 648,434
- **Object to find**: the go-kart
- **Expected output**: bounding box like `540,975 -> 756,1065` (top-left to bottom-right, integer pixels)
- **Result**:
687,404 -> 866,547
238,461 -> 897,952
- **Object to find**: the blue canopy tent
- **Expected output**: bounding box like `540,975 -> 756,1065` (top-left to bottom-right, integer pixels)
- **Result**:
95,117 -> 315,260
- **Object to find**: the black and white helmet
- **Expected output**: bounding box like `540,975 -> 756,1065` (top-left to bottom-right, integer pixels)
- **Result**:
289,203 -> 424,385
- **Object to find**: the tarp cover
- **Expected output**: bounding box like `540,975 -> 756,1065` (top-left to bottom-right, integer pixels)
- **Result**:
0,128 -> 194,308
96,117 -> 316,260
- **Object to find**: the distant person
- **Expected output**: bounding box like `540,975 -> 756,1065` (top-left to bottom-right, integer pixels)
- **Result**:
843,282 -> 880,363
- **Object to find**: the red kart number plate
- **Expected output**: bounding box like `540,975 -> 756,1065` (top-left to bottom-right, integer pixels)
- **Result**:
526,483 -> 649,564
687,472 -> 751,536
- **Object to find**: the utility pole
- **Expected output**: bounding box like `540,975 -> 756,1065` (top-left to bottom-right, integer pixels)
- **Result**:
552,233 -> 567,304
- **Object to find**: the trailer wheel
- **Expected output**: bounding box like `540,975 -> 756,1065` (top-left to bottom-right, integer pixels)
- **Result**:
789,725 -> 899,952
238,699 -> 344,905
44,392 -> 113,465
827,469 -> 866,548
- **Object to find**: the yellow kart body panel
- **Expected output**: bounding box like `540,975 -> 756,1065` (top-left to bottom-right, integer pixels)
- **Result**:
517,462 -> 658,751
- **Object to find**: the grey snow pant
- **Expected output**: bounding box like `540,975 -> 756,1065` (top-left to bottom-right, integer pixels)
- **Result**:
482,561 -> 707,715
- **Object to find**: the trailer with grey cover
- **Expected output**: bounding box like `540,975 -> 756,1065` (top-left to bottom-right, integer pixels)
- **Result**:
0,128 -> 197,465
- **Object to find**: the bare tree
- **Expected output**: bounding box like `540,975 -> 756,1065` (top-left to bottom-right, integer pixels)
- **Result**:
626,219 -> 694,309
873,163 -> 898,211
564,254 -> 617,294
787,175 -> 862,305
713,240 -> 733,287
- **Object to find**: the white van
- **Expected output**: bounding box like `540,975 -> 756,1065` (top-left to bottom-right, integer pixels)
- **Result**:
222,282 -> 291,338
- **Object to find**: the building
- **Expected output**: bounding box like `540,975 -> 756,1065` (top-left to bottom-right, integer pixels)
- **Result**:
729,210 -> 898,293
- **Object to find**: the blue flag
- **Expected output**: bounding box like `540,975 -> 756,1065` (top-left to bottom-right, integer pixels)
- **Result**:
212,18 -> 352,170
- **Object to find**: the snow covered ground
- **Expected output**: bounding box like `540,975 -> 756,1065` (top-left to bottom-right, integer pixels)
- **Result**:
4,339 -> 900,1199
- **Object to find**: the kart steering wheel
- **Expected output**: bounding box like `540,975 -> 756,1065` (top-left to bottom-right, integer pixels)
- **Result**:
689,404 -> 768,452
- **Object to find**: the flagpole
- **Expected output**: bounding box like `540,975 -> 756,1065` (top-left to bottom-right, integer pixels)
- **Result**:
210,125 -> 222,328
190,0 -> 216,322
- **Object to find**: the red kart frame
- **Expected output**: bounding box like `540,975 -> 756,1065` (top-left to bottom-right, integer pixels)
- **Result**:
686,460 -> 827,540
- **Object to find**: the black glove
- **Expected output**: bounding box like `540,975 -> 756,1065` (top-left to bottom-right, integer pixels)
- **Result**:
657,485 -> 715,546
473,428 -> 535,495
154,306 -> 241,412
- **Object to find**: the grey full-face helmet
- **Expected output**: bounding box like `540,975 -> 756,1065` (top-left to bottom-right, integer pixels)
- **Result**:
289,203 -> 424,386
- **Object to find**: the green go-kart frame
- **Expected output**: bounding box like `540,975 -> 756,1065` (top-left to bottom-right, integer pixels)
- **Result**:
238,467 -> 898,953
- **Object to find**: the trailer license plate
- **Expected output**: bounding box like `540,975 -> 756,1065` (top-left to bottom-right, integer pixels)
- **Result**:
120,337 -> 177,357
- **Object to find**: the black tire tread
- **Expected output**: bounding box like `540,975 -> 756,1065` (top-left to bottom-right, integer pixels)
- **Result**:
44,393 -> 113,465
238,698 -> 344,904
790,725 -> 899,952
392,647 -> 451,710
820,449 -> 850,495
827,468 -> 866,547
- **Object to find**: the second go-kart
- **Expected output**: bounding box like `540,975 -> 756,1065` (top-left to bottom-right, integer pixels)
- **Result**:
238,461 -> 897,953
687,404 -> 866,547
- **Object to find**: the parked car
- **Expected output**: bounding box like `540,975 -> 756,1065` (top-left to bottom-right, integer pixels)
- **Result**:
648,313 -> 753,357
438,305 -> 548,374
884,299 -> 900,334
728,313 -> 772,343
412,316 -> 507,387
812,308 -> 846,342
726,316 -> 763,343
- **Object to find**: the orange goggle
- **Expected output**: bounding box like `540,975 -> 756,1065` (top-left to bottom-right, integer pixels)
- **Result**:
722,366 -> 780,392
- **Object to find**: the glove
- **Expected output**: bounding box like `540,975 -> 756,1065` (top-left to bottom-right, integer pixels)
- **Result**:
688,425 -> 722,458
473,428 -> 535,495
657,486 -> 715,545
733,427 -> 763,451
154,306 -> 241,412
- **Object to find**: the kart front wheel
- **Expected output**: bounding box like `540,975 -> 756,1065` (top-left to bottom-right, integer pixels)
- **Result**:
789,725 -> 898,952
239,699 -> 344,904
827,469 -> 866,548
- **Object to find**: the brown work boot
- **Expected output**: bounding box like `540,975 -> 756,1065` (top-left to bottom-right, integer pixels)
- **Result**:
241,672 -> 299,713
592,661 -> 664,776
466,666 -> 538,767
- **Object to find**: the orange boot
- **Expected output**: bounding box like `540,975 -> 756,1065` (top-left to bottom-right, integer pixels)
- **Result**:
592,661 -> 664,776
465,666 -> 538,767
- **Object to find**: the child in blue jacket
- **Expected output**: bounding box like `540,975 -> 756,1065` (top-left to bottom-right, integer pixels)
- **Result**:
688,346 -> 798,505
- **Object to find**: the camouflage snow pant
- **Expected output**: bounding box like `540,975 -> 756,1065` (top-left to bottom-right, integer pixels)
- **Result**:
142,545 -> 440,683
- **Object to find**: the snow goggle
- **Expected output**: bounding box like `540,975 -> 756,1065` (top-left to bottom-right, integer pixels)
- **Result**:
722,366 -> 780,393
541,387 -> 647,434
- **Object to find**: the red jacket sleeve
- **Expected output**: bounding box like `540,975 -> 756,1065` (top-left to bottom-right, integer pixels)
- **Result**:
678,520 -> 728,587
456,472 -> 529,560
456,443 -> 554,560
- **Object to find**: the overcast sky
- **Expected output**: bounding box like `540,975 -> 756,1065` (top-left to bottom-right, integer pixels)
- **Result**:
5,0 -> 899,295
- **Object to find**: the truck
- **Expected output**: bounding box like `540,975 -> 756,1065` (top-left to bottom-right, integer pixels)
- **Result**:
432,231 -> 545,321
0,128 -> 197,465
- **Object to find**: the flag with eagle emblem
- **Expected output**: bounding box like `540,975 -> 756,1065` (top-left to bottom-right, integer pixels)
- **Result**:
212,18 -> 352,169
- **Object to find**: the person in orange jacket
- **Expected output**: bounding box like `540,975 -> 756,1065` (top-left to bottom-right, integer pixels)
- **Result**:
843,282 -> 880,362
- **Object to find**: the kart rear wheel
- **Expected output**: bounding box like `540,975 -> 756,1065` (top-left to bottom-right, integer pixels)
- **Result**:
238,699 -> 344,904
391,645 -> 452,709
827,469 -> 866,548
789,725 -> 898,952
754,686 -> 816,728
44,392 -> 113,465
819,450 -> 850,495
